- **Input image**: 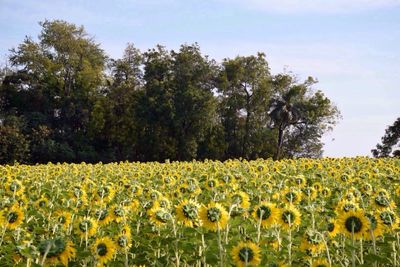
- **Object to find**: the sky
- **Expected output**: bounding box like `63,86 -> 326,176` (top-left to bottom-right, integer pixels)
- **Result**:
1,0 -> 399,157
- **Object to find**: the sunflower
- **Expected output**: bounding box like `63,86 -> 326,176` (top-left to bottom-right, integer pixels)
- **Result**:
148,207 -> 172,227
94,207 -> 112,225
38,238 -> 76,266
175,199 -> 200,227
292,175 -> 306,188
199,203 -> 229,231
335,200 -> 359,214
231,241 -> 261,267
35,196 -> 49,209
302,187 -> 318,200
205,178 -> 219,190
371,194 -> 396,211
379,210 -> 399,231
282,188 -> 302,205
110,205 -> 128,223
94,185 -> 115,204
54,211 -> 72,231
326,220 -> 338,238
93,236 -> 117,266
365,213 -> 384,239
5,180 -> 24,196
278,205 -> 301,230
0,205 -> 24,230
252,202 -> 278,228
230,191 -> 251,209
337,210 -> 370,239
116,224 -> 132,250
77,217 -> 98,238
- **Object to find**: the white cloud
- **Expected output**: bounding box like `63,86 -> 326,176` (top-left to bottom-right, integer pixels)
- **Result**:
222,0 -> 400,14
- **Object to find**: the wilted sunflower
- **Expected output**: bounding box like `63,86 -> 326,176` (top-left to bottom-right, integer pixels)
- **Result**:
199,203 -> 229,231
337,210 -> 369,239
175,199 -> 200,227
252,202 -> 278,228
38,238 -> 76,266
0,205 -> 24,230
231,241 -> 261,267
93,236 -> 117,266
278,205 -> 301,230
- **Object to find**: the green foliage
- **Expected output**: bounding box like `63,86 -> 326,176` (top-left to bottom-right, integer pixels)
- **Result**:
372,117 -> 400,157
0,20 -> 341,164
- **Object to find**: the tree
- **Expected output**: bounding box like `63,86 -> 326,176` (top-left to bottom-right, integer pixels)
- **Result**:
372,117 -> 400,157
268,74 -> 340,160
0,116 -> 30,164
2,20 -> 106,162
217,53 -> 272,159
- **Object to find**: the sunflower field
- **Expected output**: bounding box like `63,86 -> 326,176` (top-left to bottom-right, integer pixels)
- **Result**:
1,157 -> 400,266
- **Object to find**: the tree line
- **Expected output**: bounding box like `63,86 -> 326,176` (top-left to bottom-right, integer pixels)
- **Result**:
0,20 -> 340,164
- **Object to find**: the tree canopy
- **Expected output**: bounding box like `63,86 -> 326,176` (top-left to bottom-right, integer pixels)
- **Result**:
372,117 -> 400,158
0,20 -> 340,164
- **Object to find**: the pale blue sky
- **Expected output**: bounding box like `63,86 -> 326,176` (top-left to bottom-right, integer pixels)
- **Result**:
1,0 -> 399,157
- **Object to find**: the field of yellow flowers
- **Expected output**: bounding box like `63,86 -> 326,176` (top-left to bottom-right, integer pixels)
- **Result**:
0,157 -> 399,266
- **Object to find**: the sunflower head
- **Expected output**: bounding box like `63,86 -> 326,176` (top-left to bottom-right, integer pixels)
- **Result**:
231,241 -> 261,267
199,203 -> 229,231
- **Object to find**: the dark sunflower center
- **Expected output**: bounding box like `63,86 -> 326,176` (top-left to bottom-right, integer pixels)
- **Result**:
282,210 -> 295,224
256,206 -> 271,220
97,243 -> 108,256
96,209 -> 108,221
327,222 -> 335,232
38,200 -> 46,207
345,216 -> 363,233
285,192 -> 297,202
79,220 -> 92,232
207,207 -> 221,222
179,187 -> 186,193
238,247 -> 254,262
38,238 -> 66,258
7,212 -> 19,223
182,204 -> 197,219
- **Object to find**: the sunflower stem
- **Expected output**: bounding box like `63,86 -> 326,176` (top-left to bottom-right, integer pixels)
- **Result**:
360,238 -> 364,264
217,225 -> 224,267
